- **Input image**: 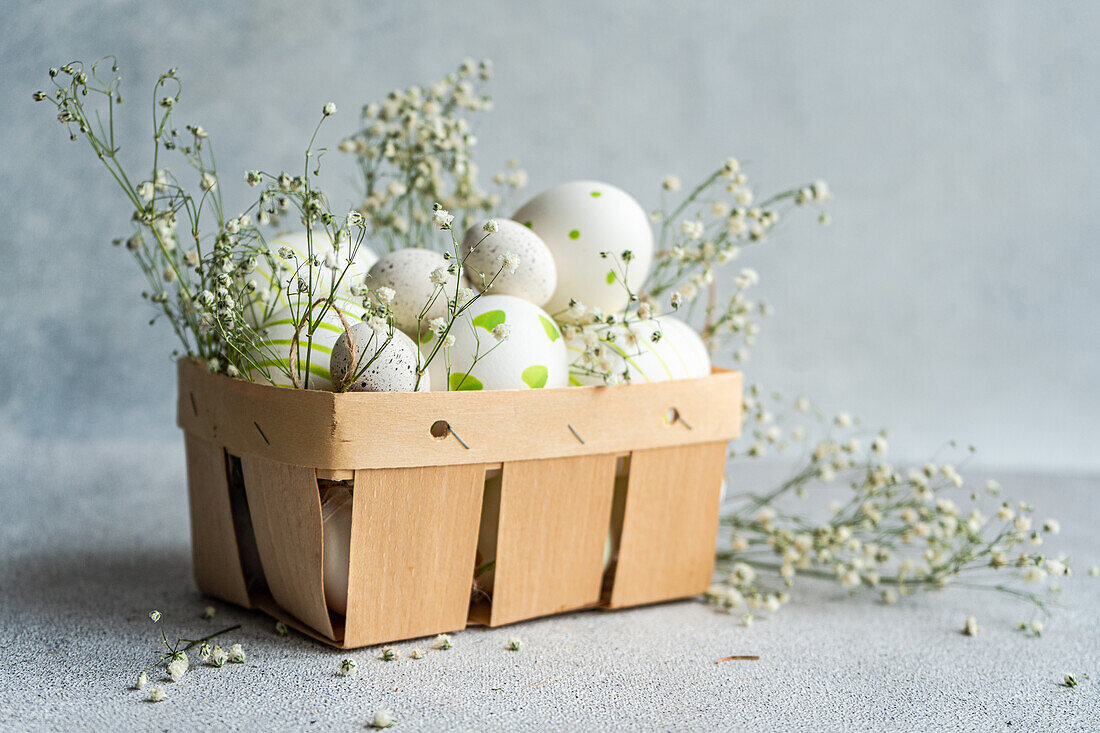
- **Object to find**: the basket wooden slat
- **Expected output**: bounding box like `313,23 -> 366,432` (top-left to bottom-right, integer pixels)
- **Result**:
489,454 -> 618,626
240,455 -> 335,640
183,434 -> 251,608
608,442 -> 728,608
344,464 -> 486,648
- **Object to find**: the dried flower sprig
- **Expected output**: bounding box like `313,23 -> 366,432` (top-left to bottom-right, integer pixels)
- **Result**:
342,58 -> 525,252
708,388 -> 1071,622
136,610 -> 240,691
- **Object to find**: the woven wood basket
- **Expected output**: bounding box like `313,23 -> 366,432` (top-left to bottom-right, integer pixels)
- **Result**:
176,357 -> 742,648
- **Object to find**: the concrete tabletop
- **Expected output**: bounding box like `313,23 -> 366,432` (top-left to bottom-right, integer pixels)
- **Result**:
1,441 -> 1097,731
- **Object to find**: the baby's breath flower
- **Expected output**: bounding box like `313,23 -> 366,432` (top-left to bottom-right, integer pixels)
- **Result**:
483,219 -> 499,233
435,634 -> 452,650
833,413 -> 852,428
1043,519 -> 1061,534
380,646 -> 399,661
134,671 -> 148,690
431,204 -> 454,229
200,606 -> 215,620
962,615 -> 978,636
167,657 -> 188,681
376,286 -> 396,304
228,643 -> 245,663
209,646 -> 228,667
147,686 -> 167,703
371,710 -> 395,728
456,287 -> 475,307
339,658 -> 358,676
506,637 -> 522,651
491,323 -> 512,342
322,102 -> 337,116
199,642 -> 212,662
497,251 -> 521,274
662,174 -> 682,192
200,172 -> 216,192
410,648 -> 425,659
275,621 -> 289,637
149,610 -> 162,623
429,267 -> 449,287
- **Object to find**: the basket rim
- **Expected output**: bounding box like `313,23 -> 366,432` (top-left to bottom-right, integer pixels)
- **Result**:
177,357 -> 742,469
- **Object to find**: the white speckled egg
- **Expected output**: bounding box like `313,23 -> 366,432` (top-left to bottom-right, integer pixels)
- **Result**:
566,316 -> 706,385
329,321 -> 427,392
461,219 -> 557,307
426,294 -> 568,391
245,230 -> 377,327
512,181 -> 654,315
244,297 -> 365,391
367,248 -> 457,335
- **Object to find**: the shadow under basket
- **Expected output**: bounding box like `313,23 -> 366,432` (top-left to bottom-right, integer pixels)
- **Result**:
177,357 -> 742,648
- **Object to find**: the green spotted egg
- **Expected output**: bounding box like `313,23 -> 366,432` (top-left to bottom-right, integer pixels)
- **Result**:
426,294 -> 568,391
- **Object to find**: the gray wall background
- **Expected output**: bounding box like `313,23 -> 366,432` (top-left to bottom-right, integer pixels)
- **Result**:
1,0 -> 1097,472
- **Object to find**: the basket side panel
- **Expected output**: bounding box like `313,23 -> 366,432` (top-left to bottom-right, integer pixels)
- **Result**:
240,455 -> 336,640
343,464 -> 485,648
184,434 -> 251,607
608,442 -> 727,608
490,454 -> 618,626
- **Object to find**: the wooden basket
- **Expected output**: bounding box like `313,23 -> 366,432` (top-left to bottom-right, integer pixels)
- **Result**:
176,357 -> 742,648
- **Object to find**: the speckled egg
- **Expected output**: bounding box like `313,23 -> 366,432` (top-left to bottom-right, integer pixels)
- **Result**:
512,181 -> 654,315
367,248 -> 457,335
245,230 -> 377,327
244,297 -> 365,391
566,316 -> 707,385
426,294 -> 568,391
461,219 -> 557,307
329,321 -> 427,392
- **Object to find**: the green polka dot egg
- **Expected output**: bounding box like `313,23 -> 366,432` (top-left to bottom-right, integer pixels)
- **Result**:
244,296 -> 366,390
426,294 -> 568,391
243,230 -> 377,328
512,181 -> 654,315
566,316 -> 710,386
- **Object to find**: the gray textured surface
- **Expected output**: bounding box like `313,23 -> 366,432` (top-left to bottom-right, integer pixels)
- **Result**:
2,0 -> 1099,471
1,443 -> 1097,731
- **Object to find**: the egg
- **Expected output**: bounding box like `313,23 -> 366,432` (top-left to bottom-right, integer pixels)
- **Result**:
566,317 -> 708,385
653,317 -> 712,378
329,321 -> 428,392
367,248 -> 457,335
321,485 -> 352,615
461,219 -> 557,307
512,181 -> 654,315
244,230 -> 377,327
426,294 -> 568,391
244,297 -> 365,391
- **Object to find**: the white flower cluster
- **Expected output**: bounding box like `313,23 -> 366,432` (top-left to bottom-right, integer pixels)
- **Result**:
338,60 -> 526,248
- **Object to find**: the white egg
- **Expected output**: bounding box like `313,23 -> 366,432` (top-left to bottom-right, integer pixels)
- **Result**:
321,485 -> 352,615
653,317 -> 712,378
512,181 -> 654,315
244,298 -> 365,391
426,294 -> 568,391
367,248 -> 457,335
461,219 -> 557,307
567,317 -> 704,386
244,230 -> 377,327
329,321 -> 427,392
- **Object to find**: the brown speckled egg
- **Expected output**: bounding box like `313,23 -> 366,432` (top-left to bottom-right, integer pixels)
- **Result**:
329,321 -> 428,392
461,219 -> 557,307
367,248 -> 457,334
